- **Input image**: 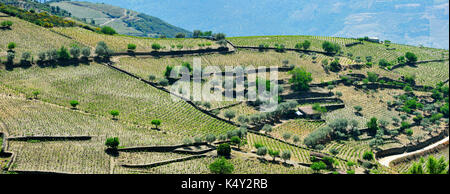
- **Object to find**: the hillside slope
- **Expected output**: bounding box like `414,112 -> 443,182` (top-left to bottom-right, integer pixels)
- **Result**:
50,1 -> 192,38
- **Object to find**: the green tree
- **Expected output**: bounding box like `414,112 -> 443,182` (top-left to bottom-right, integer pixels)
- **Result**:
289,67 -> 313,91
367,117 -> 378,136
151,119 -> 161,129
127,44 -> 137,51
81,47 -> 91,58
262,124 -> 273,134
209,157 -> 234,174
58,46 -> 70,60
70,100 -> 79,109
322,41 -> 340,54
105,137 -> 120,149
363,151 -> 374,161
426,156 -> 448,174
268,149 -> 280,162
7,42 -> 16,50
95,41 -> 113,58
110,110 -> 119,120
175,33 -> 186,38
367,72 -> 378,83
230,136 -> 241,149
100,26 -> 117,35
310,161 -> 327,173
378,59 -> 390,67
257,147 -> 268,159
32,90 -> 40,99
224,110 -> 236,121
281,150 -> 291,162
70,46 -> 80,59
302,40 -> 311,50
217,143 -> 231,157
405,52 -> 418,63
151,43 -> 162,51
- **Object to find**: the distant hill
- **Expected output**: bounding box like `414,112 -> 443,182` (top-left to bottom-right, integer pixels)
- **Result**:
48,0 -> 192,38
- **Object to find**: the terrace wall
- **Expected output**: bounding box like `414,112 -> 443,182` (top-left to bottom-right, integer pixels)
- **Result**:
375,129 -> 449,159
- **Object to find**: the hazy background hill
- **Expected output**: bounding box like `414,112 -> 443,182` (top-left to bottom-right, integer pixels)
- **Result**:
82,0 -> 449,49
49,0 -> 192,37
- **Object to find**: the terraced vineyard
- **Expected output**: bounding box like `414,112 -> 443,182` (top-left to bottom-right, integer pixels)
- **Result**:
324,85 -> 402,127
246,133 -> 313,163
393,61 -> 449,86
0,95 -> 182,147
52,27 -> 218,52
0,63 -> 236,138
0,16 -> 79,61
228,35 -> 357,52
8,140 -> 110,174
272,119 -> 326,142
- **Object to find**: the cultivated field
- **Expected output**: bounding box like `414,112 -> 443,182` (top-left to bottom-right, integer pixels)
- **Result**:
52,27 -> 218,52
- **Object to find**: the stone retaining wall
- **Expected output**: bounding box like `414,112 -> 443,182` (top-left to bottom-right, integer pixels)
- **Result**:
7,136 -> 92,141
375,129 -> 449,159
121,154 -> 208,168
118,142 -> 208,152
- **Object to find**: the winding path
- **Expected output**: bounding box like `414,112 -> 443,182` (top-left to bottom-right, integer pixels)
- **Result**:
378,136 -> 449,168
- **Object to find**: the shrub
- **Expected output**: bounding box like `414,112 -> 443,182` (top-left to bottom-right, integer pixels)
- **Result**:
405,129 -> 413,136
194,136 -> 203,143
183,138 -> 193,145
363,151 -> 374,161
354,106 -> 363,113
69,100 -> 79,108
329,148 -> 339,155
209,157 -> 234,174
279,133 -> 291,141
257,147 -> 268,158
105,137 -> 120,149
175,33 -> 185,38
217,143 -> 231,157
293,136 -> 300,143
214,33 -> 226,40
254,143 -> 263,149
205,134 -> 216,144
158,79 -> 169,86
100,26 -> 117,35
312,103 -> 327,113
